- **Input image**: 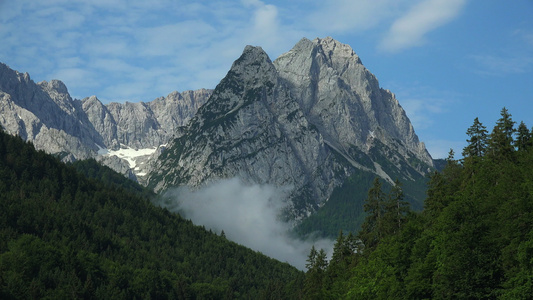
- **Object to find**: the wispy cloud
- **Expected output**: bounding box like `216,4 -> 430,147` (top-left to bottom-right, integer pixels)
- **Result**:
390,83 -> 463,160
469,29 -> 533,76
159,177 -> 333,270
0,0 -> 468,102
308,0 -> 387,32
470,54 -> 533,75
389,82 -> 458,130
401,98 -> 448,130
379,0 -> 467,52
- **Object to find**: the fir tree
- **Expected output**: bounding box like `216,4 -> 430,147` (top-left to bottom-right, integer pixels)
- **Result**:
383,179 -> 410,234
515,121 -> 532,151
424,149 -> 463,217
304,246 -> 328,299
358,178 -> 384,254
488,107 -> 516,159
305,245 -> 318,271
462,117 -> 488,158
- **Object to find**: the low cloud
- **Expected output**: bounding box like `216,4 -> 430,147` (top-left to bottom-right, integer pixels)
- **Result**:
158,177 -> 333,270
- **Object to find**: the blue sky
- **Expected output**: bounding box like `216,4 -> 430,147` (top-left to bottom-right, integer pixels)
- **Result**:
1,0 -> 532,159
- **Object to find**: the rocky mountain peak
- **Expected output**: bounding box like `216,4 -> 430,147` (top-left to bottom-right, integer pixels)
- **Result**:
228,45 -> 277,88
273,37 -> 432,167
0,63 -> 30,87
315,36 -> 361,61
148,37 -> 435,223
39,79 -> 69,95
0,62 -> 212,180
236,45 -> 272,66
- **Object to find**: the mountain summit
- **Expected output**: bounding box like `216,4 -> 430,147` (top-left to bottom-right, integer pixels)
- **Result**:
147,37 -> 433,224
0,37 -> 434,233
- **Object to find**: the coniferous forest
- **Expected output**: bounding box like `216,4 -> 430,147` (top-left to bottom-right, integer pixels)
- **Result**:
1,107 -> 533,299
0,128 -> 303,299
303,108 -> 533,299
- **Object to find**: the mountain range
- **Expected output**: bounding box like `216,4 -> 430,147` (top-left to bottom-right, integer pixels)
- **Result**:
0,37 -> 435,235
147,37 -> 434,228
0,61 -> 211,182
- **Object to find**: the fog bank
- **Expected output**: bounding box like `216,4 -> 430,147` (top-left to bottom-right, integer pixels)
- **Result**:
159,177 -> 333,270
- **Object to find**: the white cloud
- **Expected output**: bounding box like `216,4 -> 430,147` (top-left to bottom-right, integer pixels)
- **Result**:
0,0 -> 470,103
249,3 -> 279,42
470,54 -> 533,75
401,97 -> 448,130
50,67 -> 98,89
138,21 -> 217,57
159,178 -> 333,270
82,36 -> 132,57
307,0 -> 397,33
470,29 -> 533,76
379,0 -> 467,52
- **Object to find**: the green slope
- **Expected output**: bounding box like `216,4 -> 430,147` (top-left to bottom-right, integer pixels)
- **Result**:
295,141 -> 431,239
0,129 -> 303,299
300,109 -> 533,298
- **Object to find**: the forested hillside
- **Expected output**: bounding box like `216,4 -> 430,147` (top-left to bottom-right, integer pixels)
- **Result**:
0,128 -> 303,299
2,106 -> 531,299
303,108 -> 533,299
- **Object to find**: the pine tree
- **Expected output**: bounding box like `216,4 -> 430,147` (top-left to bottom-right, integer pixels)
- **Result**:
488,107 -> 516,159
304,246 -> 328,299
330,230 -> 346,267
424,149 -> 463,217
515,121 -> 531,151
328,230 -> 355,278
358,178 -> 384,253
305,245 -> 318,271
383,179 -> 410,234
462,117 -> 488,158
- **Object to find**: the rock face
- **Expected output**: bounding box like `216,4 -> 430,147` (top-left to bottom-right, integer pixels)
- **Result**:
147,37 -> 434,220
274,37 -> 431,166
0,63 -> 103,160
1,37 -> 435,230
0,62 -> 212,179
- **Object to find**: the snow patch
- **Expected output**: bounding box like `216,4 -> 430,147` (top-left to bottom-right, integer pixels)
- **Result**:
97,144 -> 158,169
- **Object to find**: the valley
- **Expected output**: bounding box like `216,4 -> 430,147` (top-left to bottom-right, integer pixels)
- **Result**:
1,36 -> 533,298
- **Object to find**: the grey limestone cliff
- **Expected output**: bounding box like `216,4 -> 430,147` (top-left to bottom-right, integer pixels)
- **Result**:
147,37 -> 434,220
0,63 -> 103,160
0,62 -> 211,179
274,37 -> 432,166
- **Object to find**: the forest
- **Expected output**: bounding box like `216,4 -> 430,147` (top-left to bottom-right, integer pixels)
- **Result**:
0,128 -> 303,299
302,108 -> 533,299
1,107 -> 532,299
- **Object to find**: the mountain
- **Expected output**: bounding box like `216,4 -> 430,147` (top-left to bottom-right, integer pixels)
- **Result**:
1,37 -> 435,235
301,109 -> 533,298
147,37 -> 434,230
0,62 -> 211,181
0,128 -> 303,298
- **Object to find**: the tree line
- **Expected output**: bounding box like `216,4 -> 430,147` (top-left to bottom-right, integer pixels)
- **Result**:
0,128 -> 304,299
302,108 -> 533,299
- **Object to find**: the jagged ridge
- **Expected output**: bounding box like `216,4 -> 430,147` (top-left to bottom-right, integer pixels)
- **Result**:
0,62 -> 212,180
147,37 -> 434,222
